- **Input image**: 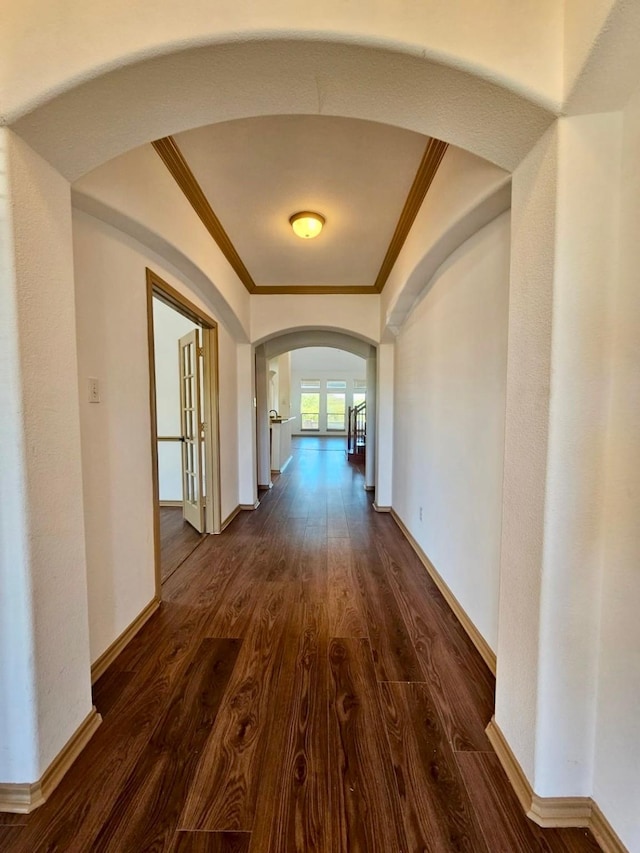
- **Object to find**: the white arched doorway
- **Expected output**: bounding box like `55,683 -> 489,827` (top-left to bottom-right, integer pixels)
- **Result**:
254,330 -> 378,497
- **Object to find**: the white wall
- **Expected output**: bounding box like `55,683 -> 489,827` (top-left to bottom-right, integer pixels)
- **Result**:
381,145 -> 510,339
290,347 -> 366,436
251,294 -> 380,346
73,145 -> 250,342
0,129 -> 93,782
2,0 -> 562,127
3,4 -> 561,183
278,352 -> 291,417
393,212 -> 510,651
592,87 -> 640,852
73,208 -> 240,662
218,321 -> 240,523
153,299 -> 198,501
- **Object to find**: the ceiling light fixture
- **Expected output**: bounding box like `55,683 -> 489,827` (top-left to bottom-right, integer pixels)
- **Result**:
289,211 -> 325,239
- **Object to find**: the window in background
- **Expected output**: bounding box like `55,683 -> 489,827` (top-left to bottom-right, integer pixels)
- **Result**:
300,379 -> 320,430
326,380 -> 347,430
353,378 -> 367,409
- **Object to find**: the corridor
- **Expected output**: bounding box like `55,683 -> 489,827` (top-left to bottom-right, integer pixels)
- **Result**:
0,439 -> 600,852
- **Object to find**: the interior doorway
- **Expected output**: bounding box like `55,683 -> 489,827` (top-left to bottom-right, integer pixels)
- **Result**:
146,269 -> 221,592
255,339 -> 374,492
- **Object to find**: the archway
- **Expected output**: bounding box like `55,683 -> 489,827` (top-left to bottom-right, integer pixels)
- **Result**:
254,330 -> 378,496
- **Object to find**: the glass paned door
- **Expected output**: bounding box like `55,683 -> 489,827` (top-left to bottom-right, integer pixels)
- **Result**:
300,379 -> 321,430
326,380 -> 347,430
179,329 -> 205,532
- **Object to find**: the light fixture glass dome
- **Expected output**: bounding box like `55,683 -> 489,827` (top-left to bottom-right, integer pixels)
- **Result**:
290,211 -> 325,239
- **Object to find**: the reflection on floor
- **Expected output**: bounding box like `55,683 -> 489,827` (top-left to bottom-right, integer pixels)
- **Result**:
291,434 -> 347,451
159,506 -> 206,583
0,438 -> 600,852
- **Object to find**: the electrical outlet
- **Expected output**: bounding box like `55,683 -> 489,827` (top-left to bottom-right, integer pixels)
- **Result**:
419,506 -> 423,522
88,377 -> 100,403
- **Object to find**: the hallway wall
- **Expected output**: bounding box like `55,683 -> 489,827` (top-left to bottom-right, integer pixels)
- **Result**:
592,87 -> 640,851
393,211 -> 510,652
73,209 -> 240,663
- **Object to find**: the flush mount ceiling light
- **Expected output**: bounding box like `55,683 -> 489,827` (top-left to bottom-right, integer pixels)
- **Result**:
289,211 -> 325,239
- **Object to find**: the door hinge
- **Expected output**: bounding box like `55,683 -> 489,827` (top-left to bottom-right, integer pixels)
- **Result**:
198,347 -> 205,358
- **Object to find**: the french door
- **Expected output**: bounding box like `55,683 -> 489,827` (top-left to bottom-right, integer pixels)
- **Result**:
179,329 -> 205,532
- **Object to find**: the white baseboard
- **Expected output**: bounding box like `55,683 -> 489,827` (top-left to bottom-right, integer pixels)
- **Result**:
159,500 -> 182,507
271,454 -> 293,475
221,505 -> 242,531
91,597 -> 160,683
391,509 -> 496,675
486,719 -> 629,852
0,707 -> 102,813
373,503 -> 391,512
240,500 -> 260,510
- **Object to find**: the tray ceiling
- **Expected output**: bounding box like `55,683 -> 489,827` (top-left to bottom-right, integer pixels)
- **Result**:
154,115 -> 448,294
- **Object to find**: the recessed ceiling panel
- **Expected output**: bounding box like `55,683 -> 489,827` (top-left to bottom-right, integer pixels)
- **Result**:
173,116 -> 429,288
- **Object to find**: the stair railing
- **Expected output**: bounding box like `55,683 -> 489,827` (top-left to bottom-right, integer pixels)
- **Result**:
347,401 -> 366,460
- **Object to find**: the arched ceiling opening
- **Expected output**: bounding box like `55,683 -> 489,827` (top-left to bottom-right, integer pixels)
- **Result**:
11,39 -> 556,182
256,329 -> 375,361
5,18 -> 576,347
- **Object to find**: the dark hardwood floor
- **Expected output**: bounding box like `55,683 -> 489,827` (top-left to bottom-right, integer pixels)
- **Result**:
160,506 -> 206,583
1,438 -> 601,852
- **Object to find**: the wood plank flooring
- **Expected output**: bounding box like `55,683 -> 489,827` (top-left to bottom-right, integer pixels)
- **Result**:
1,439 -> 601,852
160,506 -> 206,582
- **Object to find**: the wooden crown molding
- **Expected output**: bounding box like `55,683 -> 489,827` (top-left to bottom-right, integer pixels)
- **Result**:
152,137 -> 258,293
152,134 -> 448,295
373,137 -> 449,292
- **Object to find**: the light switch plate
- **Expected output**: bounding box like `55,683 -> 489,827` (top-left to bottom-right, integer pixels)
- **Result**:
88,378 -> 100,403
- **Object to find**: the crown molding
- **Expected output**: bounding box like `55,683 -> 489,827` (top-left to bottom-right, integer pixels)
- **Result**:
152,137 -> 258,293
253,285 -> 378,295
373,137 -> 449,292
153,134 -> 447,295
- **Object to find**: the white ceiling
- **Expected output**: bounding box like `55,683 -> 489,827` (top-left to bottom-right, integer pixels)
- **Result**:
290,347 -> 366,373
173,115 -> 429,288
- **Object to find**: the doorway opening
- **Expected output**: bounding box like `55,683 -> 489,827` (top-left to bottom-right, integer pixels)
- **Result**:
255,334 -> 377,496
146,269 -> 221,592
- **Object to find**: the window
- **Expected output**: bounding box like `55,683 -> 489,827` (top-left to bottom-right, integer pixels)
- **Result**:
298,377 -> 365,433
300,379 -> 320,430
326,380 -> 346,430
353,378 -> 366,409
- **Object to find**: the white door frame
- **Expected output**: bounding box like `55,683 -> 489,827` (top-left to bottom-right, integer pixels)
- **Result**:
146,268 -> 222,597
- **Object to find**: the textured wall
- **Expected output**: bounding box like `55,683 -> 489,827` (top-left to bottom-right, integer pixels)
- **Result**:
393,212 -> 510,651
3,3 -> 560,181
72,209 -> 240,662
73,145 -> 250,341
0,131 -> 92,781
2,0 -> 562,124
250,294 -> 381,347
592,88 -> 640,852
